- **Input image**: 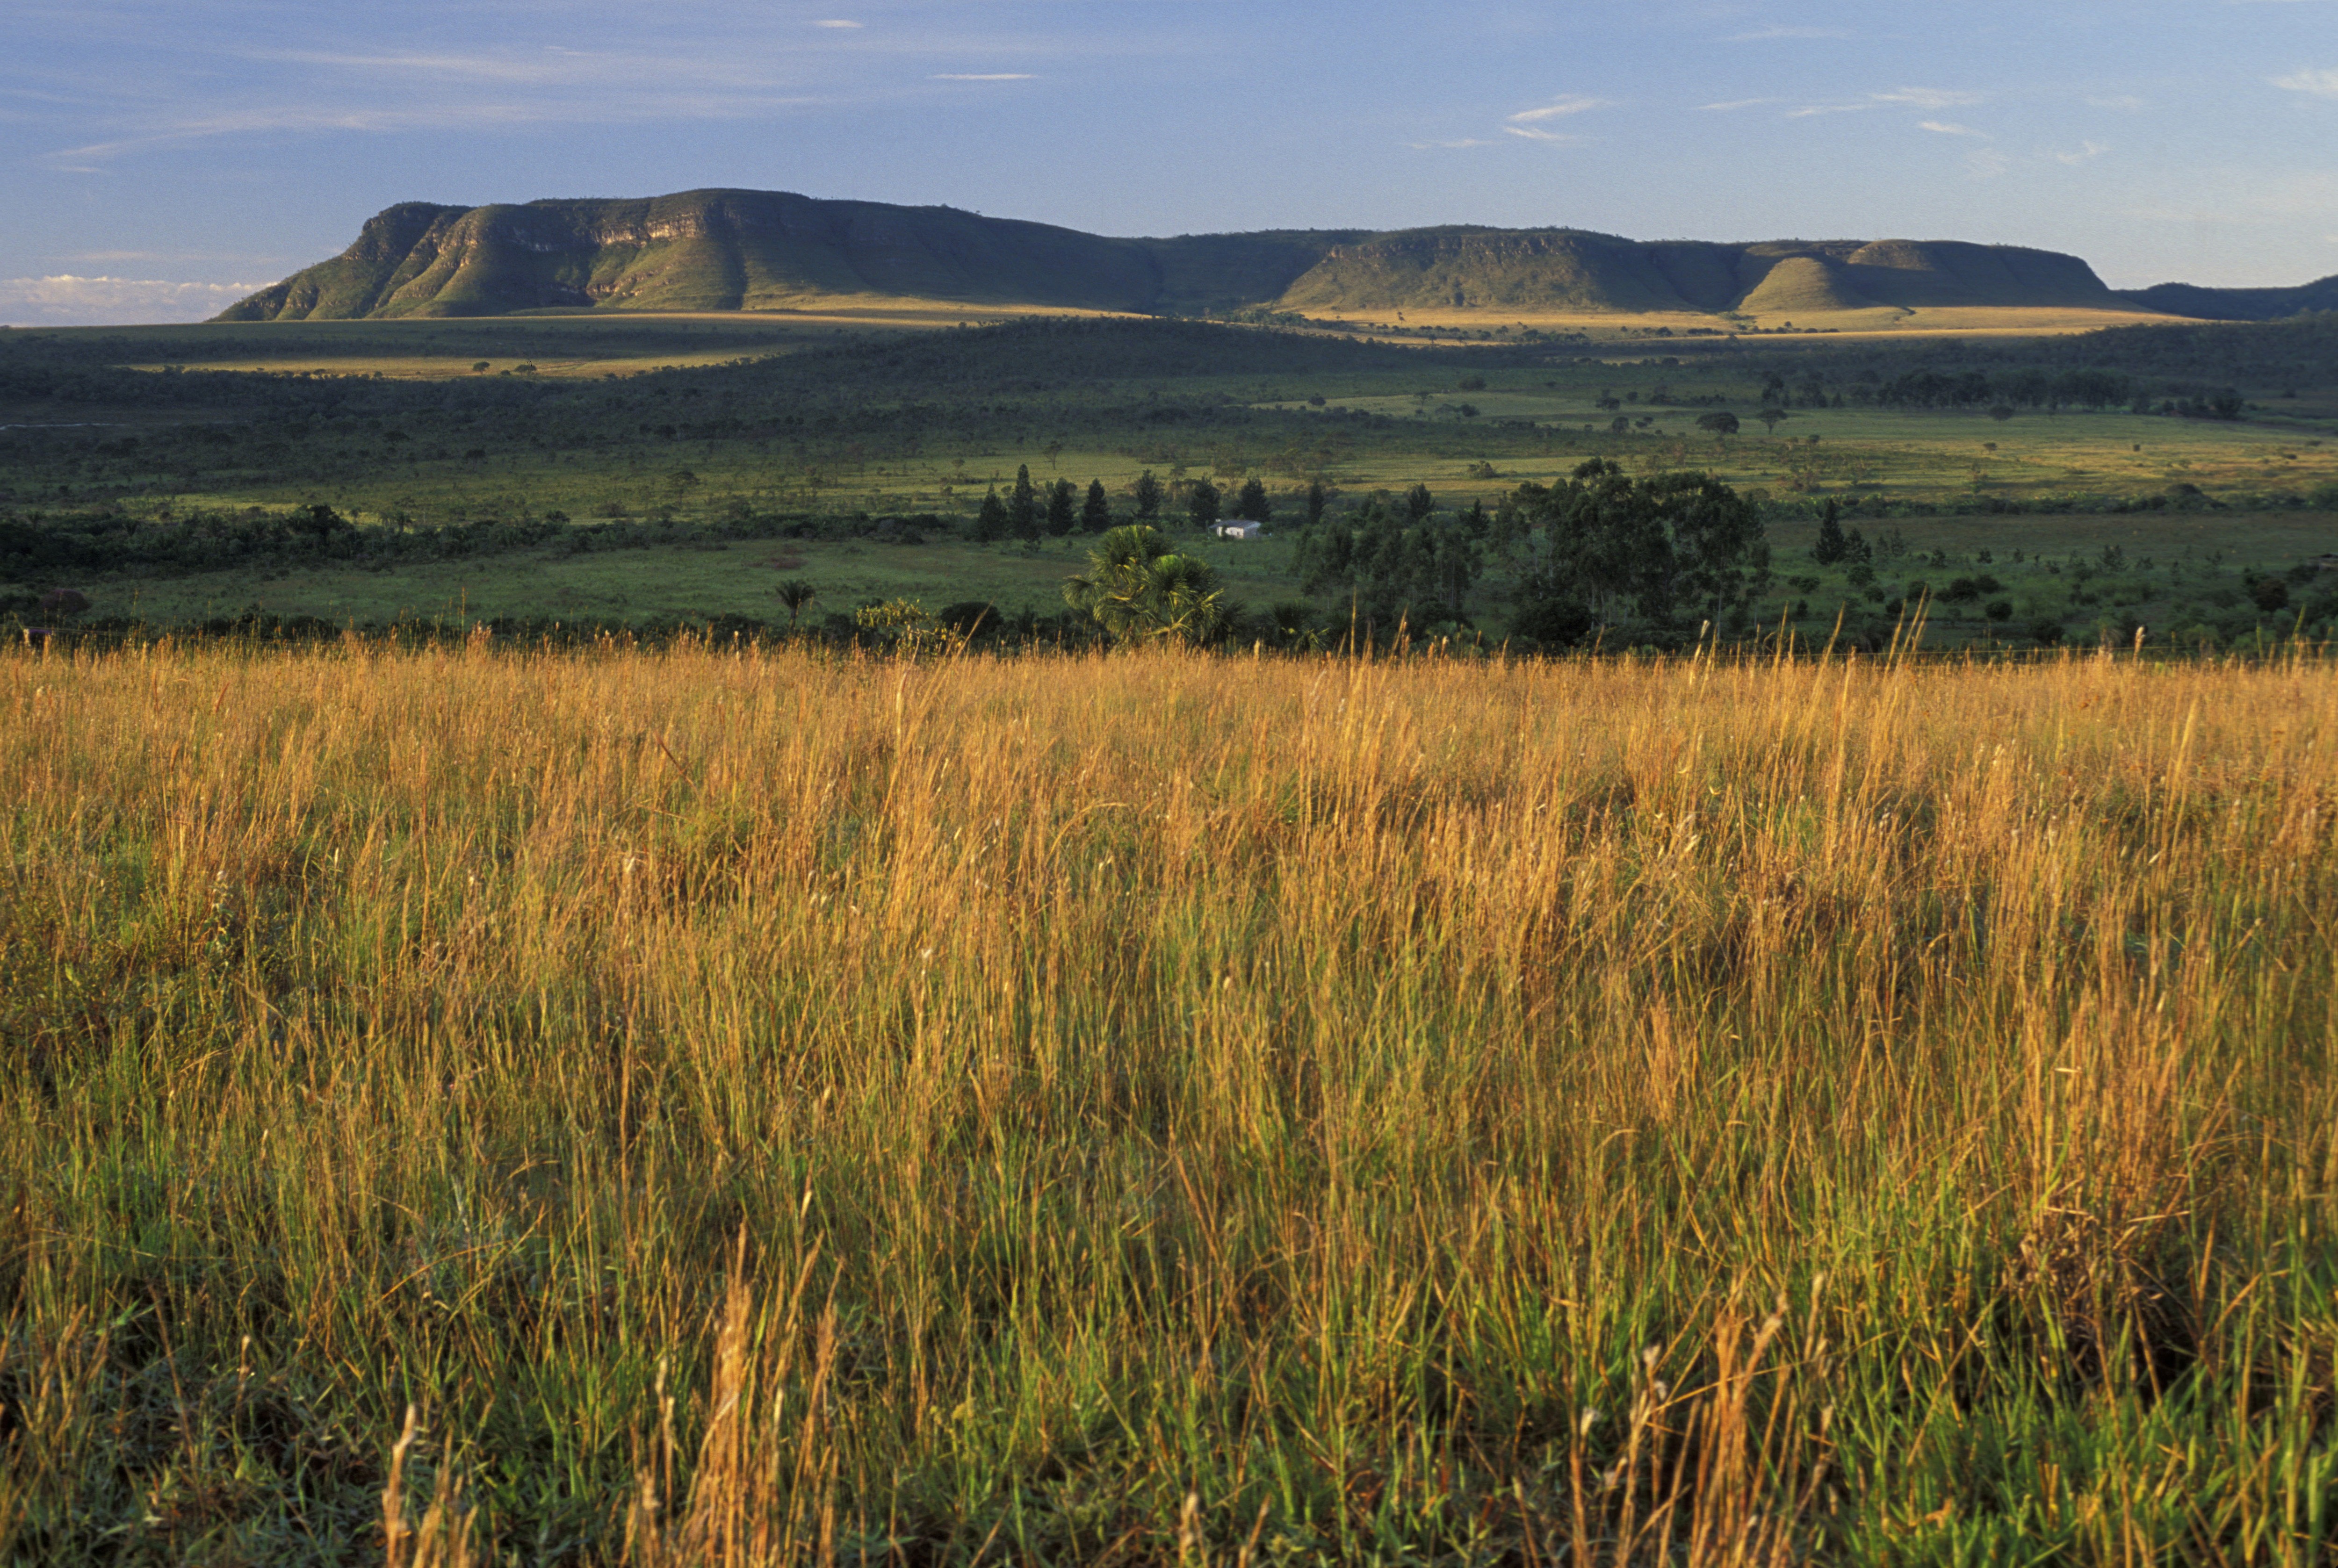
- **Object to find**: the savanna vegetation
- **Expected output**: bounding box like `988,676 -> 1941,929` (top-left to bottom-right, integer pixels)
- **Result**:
5,637 -> 2338,1564
2,311 -> 2333,653
3,299 -> 2338,1564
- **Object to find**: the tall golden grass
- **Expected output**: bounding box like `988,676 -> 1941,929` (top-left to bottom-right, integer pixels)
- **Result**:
2,636 -> 2335,1564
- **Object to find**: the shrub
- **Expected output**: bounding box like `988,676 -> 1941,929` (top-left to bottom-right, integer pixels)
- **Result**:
38,587 -> 90,620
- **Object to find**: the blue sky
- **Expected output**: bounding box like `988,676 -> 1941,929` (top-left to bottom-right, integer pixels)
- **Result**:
3,0 -> 2334,324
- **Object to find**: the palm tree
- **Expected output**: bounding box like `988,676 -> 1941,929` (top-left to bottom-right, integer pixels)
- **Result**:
774,579 -> 817,630
1062,525 -> 1227,644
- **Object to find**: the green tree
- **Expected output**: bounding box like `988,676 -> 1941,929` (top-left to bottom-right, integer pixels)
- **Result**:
1811,499 -> 1848,564
773,579 -> 818,629
1697,411 -> 1741,442
974,487 -> 1009,543
1404,483 -> 1435,521
1062,525 -> 1227,643
1233,477 -> 1272,523
1046,478 -> 1077,537
1306,479 -> 1328,525
1506,460 -> 1768,640
1188,477 -> 1222,529
1008,465 -> 1039,540
1132,469 -> 1163,520
1081,478 -> 1112,533
1295,491 -> 1480,626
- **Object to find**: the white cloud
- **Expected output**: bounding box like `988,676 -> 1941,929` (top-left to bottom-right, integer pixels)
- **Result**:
1699,98 -> 1778,112
2272,68 -> 2338,97
1870,87 -> 1984,109
2056,140 -> 2110,165
930,72 -> 1032,80
43,89 -> 827,162
243,49 -> 622,84
1507,97 -> 1610,123
1919,120 -> 1987,137
1410,137 -> 1494,148
1503,125 -> 1587,143
0,274 -> 267,327
1786,103 -> 1870,118
1725,25 -> 1851,41
811,19 -> 862,27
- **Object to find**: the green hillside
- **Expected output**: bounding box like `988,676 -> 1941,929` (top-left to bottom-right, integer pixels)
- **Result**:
217,188 -> 2307,325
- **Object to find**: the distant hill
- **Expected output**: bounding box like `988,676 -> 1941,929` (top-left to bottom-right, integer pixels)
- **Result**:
1271,229 -> 2123,316
215,188 -> 2324,325
2118,275 -> 2338,322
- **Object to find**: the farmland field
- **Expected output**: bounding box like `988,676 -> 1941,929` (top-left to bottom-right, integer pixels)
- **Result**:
4,639 -> 2338,1563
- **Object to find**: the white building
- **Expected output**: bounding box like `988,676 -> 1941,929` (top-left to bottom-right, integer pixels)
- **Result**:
1214,520 -> 1263,540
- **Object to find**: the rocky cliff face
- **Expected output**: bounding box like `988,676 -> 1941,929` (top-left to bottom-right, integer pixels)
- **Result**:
218,190 -> 1168,319
216,190 -> 2234,323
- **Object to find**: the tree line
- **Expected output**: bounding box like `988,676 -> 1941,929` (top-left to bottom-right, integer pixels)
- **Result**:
1286,464 -> 1770,647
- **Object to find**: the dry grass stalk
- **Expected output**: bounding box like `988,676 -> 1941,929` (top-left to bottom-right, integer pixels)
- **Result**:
0,639 -> 2332,1562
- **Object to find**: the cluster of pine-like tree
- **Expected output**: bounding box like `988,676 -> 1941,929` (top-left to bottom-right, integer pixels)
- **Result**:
973,466 -> 1118,542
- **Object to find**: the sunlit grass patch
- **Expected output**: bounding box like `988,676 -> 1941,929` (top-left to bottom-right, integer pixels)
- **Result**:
4,641 -> 2338,1561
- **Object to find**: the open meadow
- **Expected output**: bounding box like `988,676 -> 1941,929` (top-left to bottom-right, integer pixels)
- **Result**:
5,636 -> 2338,1563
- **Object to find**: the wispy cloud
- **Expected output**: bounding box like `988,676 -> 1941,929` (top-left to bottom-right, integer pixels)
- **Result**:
36,60 -> 836,163
1699,97 -> 1778,112
1919,120 -> 1987,137
2272,68 -> 2338,97
931,72 -> 1031,80
1497,97 -> 1608,144
1966,148 -> 2009,180
811,19 -> 862,28
1779,86 -> 1981,123
1507,96 -> 1611,123
0,274 -> 268,327
1870,87 -> 1984,109
1410,137 -> 1494,149
1725,25 -> 1851,41
2055,140 -> 2110,165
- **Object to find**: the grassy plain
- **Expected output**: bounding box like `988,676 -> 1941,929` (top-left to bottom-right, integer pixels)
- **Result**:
3,314 -> 2336,647
97,532 -> 1307,632
5,640 -> 2338,1563
71,307 -> 1105,381
1313,305 -> 2187,338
